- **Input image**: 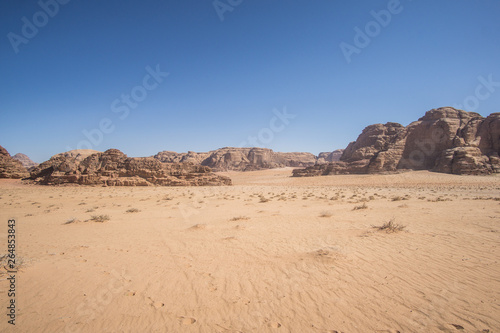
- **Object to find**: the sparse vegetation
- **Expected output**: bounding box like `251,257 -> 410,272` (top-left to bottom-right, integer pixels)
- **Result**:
126,208 -> 140,213
353,203 -> 368,210
319,211 -> 333,218
64,218 -> 79,225
90,214 -> 110,222
373,219 -> 406,233
230,216 -> 250,221
259,196 -> 270,203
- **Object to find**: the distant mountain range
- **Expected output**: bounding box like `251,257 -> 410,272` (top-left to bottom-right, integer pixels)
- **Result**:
1,106 -> 499,184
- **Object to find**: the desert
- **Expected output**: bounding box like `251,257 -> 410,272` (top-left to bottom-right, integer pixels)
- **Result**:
3,1 -> 500,332
1,168 -> 499,332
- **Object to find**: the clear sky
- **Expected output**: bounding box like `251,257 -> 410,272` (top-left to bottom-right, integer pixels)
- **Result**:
1,0 -> 500,162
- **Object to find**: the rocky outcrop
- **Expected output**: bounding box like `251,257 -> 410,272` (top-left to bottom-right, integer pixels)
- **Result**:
29,149 -> 231,186
0,145 -> 29,179
155,147 -> 317,171
293,107 -> 500,176
12,153 -> 38,170
317,149 -> 344,164
154,151 -> 210,165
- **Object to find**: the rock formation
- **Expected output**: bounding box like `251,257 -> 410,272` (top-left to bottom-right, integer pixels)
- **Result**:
293,107 -> 500,176
0,145 -> 29,179
29,149 -> 231,186
317,149 -> 344,164
155,147 -> 317,171
12,153 -> 38,170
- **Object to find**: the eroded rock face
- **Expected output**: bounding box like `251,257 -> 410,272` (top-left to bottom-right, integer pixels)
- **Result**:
29,149 -> 231,186
317,149 -> 344,164
155,147 -> 317,171
293,107 -> 500,176
12,153 -> 38,170
0,145 -> 29,179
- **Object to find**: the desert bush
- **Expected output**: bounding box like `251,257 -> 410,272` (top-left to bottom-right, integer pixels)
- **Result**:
126,208 -> 140,213
90,215 -> 110,222
353,203 -> 368,210
64,218 -> 79,225
374,219 -> 406,233
230,216 -> 249,221
319,211 -> 333,218
259,196 -> 270,203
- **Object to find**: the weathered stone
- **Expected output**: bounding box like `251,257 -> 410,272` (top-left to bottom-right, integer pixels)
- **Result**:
155,147 -> 317,171
0,145 -> 29,179
317,149 -> 344,164
29,149 -> 231,186
293,107 -> 500,176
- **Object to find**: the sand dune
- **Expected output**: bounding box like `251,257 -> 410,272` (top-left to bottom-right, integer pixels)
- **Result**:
0,170 -> 499,332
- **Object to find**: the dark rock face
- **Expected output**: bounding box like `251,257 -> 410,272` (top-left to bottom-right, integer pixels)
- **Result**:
155,147 -> 317,171
293,107 -> 500,176
12,153 -> 38,170
0,145 -> 29,179
29,149 -> 231,186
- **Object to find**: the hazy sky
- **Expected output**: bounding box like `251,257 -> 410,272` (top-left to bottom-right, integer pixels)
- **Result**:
1,0 -> 500,162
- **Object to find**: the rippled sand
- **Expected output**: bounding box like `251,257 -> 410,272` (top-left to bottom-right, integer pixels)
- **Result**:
0,169 -> 499,332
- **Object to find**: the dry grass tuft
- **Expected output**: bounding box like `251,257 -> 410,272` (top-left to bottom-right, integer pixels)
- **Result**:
373,218 -> 406,233
319,211 -> 333,218
353,203 -> 368,210
259,196 -> 270,203
230,216 -> 250,221
64,218 -> 80,225
126,208 -> 140,213
90,215 -> 110,222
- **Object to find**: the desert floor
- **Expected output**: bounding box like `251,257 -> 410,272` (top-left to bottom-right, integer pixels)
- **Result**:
0,169 -> 499,332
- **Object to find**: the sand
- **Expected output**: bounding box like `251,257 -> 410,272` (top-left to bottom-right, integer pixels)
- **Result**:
0,169 -> 499,332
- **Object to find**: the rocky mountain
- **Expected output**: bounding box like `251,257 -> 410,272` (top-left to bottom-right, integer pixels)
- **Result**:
29,149 -> 231,186
51,149 -> 100,162
317,149 -> 344,164
0,145 -> 29,179
293,107 -> 500,176
154,147 -> 317,171
12,153 -> 38,170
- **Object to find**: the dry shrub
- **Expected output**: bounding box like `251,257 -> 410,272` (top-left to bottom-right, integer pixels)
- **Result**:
353,203 -> 368,210
374,218 -> 406,233
90,215 -> 110,222
230,216 -> 249,221
319,211 -> 333,218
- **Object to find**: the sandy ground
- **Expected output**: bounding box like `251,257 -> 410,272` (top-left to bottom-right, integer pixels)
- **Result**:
0,169 -> 499,332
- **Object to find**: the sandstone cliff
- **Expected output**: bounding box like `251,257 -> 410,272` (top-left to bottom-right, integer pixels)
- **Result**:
155,147 -> 317,171
0,145 -> 29,179
29,149 -> 231,186
294,107 -> 500,176
317,149 -> 344,164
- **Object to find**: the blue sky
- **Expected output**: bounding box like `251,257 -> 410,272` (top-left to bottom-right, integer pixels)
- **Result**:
1,0 -> 500,162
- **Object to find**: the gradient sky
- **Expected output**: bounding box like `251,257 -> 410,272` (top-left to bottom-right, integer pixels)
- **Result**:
1,0 -> 500,162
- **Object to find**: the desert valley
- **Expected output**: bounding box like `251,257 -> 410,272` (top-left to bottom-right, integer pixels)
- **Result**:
1,107 -> 499,332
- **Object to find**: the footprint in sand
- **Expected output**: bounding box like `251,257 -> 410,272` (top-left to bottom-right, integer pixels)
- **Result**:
150,301 -> 164,309
179,316 -> 196,325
